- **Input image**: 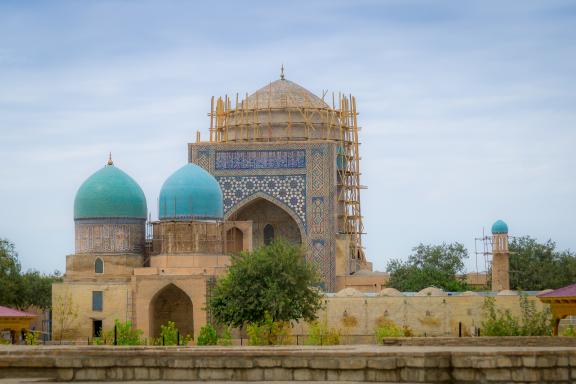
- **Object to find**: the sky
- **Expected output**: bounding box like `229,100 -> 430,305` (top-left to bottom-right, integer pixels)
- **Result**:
0,0 -> 575,275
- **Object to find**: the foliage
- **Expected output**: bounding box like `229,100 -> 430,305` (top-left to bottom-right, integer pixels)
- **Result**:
386,243 -> 469,292
217,326 -> 233,346
108,319 -> 143,345
0,238 -> 62,309
481,294 -> 552,336
197,324 -> 218,346
246,312 -> 291,345
209,240 -> 323,327
509,236 -> 576,290
52,288 -> 79,343
561,325 -> 576,337
375,319 -> 405,342
24,331 -> 40,345
158,321 -> 192,346
305,320 -> 340,345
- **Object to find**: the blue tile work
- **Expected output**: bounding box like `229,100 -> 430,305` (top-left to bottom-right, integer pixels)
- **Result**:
215,150 -> 305,170
217,175 -> 306,227
189,142 -> 338,291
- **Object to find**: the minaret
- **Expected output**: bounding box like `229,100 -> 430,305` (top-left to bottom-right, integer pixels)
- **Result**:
491,219 -> 510,291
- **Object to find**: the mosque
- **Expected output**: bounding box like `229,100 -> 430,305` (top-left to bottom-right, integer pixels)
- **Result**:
53,71 -> 388,340
53,71 -> 521,342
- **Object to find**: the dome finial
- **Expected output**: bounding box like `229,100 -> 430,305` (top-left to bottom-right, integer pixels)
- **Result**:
107,152 -> 113,166
280,64 -> 285,80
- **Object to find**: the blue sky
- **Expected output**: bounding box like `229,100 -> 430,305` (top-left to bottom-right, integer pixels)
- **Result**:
0,0 -> 575,274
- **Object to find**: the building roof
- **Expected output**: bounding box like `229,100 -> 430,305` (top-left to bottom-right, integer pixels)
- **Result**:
0,306 -> 37,318
74,162 -> 147,219
159,163 -> 223,221
491,219 -> 508,234
537,283 -> 576,298
244,79 -> 329,110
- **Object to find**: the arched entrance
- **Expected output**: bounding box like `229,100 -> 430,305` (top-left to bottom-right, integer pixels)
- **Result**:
149,284 -> 193,338
228,197 -> 302,248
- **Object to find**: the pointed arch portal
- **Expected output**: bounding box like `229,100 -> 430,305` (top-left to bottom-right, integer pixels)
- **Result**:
228,197 -> 302,248
149,284 -> 193,338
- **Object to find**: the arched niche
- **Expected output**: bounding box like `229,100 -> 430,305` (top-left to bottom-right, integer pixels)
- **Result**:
226,227 -> 244,254
149,284 -> 193,338
228,197 -> 303,248
94,258 -> 104,274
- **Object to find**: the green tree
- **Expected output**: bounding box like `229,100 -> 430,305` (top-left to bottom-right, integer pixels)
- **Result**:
509,236 -> 576,290
386,243 -> 469,292
0,239 -> 22,307
209,240 -> 323,327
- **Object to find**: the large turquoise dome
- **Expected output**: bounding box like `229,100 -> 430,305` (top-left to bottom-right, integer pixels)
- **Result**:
74,162 -> 147,219
159,163 -> 223,220
491,219 -> 508,234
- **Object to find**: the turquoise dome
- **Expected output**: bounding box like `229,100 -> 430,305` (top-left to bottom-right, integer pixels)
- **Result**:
74,163 -> 147,219
491,219 -> 508,234
159,163 -> 223,220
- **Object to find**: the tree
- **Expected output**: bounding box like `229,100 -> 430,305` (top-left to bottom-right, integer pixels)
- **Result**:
386,243 -> 469,292
0,239 -> 21,307
209,240 -> 323,327
52,288 -> 79,343
0,238 -> 62,309
509,236 -> 576,290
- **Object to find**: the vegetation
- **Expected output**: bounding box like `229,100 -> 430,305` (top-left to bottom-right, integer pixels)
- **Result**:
305,320 -> 341,345
245,312 -> 291,346
561,325 -> 576,337
0,238 -> 61,310
197,324 -> 218,346
111,319 -> 143,345
209,240 -> 323,327
386,243 -> 469,292
158,321 -> 192,346
509,236 -> 576,290
481,294 -> 552,336
52,288 -> 79,343
374,319 -> 407,342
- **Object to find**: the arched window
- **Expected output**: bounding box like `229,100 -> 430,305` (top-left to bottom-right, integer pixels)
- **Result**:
95,258 -> 103,274
263,224 -> 274,246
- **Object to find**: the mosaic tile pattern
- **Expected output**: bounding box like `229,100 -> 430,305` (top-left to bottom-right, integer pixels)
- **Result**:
215,150 -> 305,170
190,142 -> 339,291
217,175 -> 306,226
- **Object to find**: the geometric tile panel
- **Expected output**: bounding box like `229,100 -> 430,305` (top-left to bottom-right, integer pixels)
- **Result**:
216,175 -> 306,227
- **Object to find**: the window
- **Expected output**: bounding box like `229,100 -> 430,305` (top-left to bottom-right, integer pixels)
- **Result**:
94,258 -> 103,274
92,291 -> 103,311
263,224 -> 274,245
92,320 -> 102,337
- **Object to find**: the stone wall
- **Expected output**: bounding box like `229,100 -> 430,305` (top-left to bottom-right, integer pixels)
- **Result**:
1,344 -> 576,382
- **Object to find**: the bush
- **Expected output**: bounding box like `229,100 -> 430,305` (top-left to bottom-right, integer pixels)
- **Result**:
24,331 -> 40,345
112,319 -> 143,345
305,321 -> 340,345
246,312 -> 291,345
158,321 -> 192,346
197,325 -> 218,346
481,294 -> 552,336
562,325 -> 576,337
217,326 -> 233,346
375,319 -> 405,343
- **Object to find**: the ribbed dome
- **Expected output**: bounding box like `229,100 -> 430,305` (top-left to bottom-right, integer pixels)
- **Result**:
244,79 -> 329,109
74,163 -> 147,219
491,219 -> 508,234
159,163 -> 223,221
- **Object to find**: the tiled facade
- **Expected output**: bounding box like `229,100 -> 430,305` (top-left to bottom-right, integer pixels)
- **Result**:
189,142 -> 338,290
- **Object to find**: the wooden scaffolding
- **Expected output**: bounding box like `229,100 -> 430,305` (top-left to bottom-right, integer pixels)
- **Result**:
204,88 -> 367,265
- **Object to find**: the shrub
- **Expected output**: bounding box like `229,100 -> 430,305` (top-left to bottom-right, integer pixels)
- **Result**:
158,321 -> 192,346
217,326 -> 233,346
562,325 -> 576,337
24,331 -> 40,345
375,319 -> 404,343
112,319 -> 143,345
305,321 -> 340,345
246,312 -> 290,345
197,325 -> 218,346
481,294 -> 552,336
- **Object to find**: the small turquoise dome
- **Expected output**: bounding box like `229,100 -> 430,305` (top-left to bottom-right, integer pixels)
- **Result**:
74,162 -> 147,219
159,163 -> 223,220
491,219 -> 508,234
